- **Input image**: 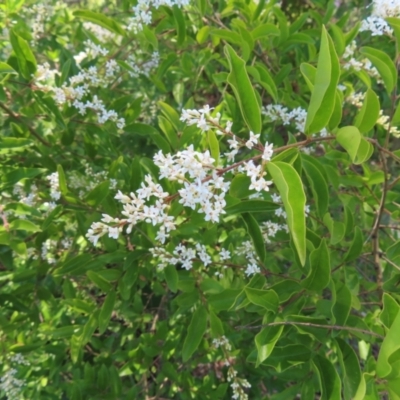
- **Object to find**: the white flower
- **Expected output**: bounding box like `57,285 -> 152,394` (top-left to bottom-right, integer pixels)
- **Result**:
262,142 -> 274,161
245,131 -> 260,149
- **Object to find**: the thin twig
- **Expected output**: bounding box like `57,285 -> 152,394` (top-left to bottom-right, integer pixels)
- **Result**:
235,320 -> 384,339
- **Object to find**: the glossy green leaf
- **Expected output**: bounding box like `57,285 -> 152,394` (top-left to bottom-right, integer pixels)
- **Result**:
302,239 -> 330,291
251,23 -> 280,40
336,338 -> 362,400
323,213 -> 345,245
224,44 -> 261,133
9,29 -> 37,80
57,164 -> 68,195
0,62 -> 17,75
9,219 -> 41,233
255,62 -> 278,102
84,181 -> 109,207
125,123 -> 171,153
314,355 -> 342,400
164,265 -> 178,293
207,130 -> 219,165
344,226 -> 363,262
80,310 -> 99,345
255,325 -> 284,367
182,305 -> 207,362
305,26 -> 340,134
354,89 -> 380,133
242,213 -> 266,263
209,310 -> 224,337
377,310 -> 400,378
302,155 -> 329,218
98,290 -> 116,334
336,126 -> 373,165
360,46 -> 397,94
267,161 -> 306,266
172,5 -> 186,46
380,293 -> 400,330
229,174 -> 253,198
86,271 -> 112,292
300,62 -> 316,91
225,200 -> 278,215
245,288 -> 279,312
332,281 -> 351,325
73,10 -> 125,35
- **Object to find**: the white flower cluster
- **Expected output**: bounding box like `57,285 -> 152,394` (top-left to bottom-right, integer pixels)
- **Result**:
377,110 -> 400,137
83,22 -> 115,43
34,43 -> 125,130
0,368 -> 26,399
42,239 -> 58,264
0,355 -> 29,399
154,146 -> 230,223
150,242 -> 212,271
127,51 -> 160,78
180,105 -> 219,132
212,335 -> 232,351
128,0 -> 190,33
228,368 -> 251,400
46,172 -> 61,201
237,241 -> 261,276
13,183 -> 38,207
87,173 -> 175,245
262,220 -> 286,243
343,42 -> 380,79
263,104 -> 327,137
25,3 -> 54,40
360,0 -> 400,36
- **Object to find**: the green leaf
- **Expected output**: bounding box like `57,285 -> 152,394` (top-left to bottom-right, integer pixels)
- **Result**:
387,18 -> 400,54
57,164 -> 68,195
98,291 -> 116,334
80,310 -> 99,345
344,226 -> 363,262
84,181 -> 110,207
9,29 -> 37,80
245,288 -> 279,312
302,155 -> 329,218
380,293 -> 400,330
182,305 -> 207,362
0,62 -> 17,75
360,46 -> 397,94
225,200 -> 278,215
0,137 -> 32,149
305,26 -> 340,134
164,265 -> 178,293
251,23 -> 280,40
336,126 -> 373,165
172,5 -> 186,46
323,213 -> 345,245
377,310 -> 400,378
328,89 -> 343,130
224,44 -> 261,133
209,310 -> 224,338
332,281 -> 351,325
158,101 -> 182,131
242,213 -> 266,263
86,271 -> 112,292
255,63 -> 278,102
336,338 -> 362,400
314,355 -> 342,400
73,10 -> 125,36
125,123 -> 171,153
300,62 -> 316,91
207,130 -> 219,165
267,161 -> 306,266
255,325 -> 284,367
302,238 -> 330,291
9,219 -> 41,233
354,89 -> 380,133
229,174 -> 253,198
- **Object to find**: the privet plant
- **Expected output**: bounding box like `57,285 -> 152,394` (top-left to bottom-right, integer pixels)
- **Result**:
1,0 -> 400,398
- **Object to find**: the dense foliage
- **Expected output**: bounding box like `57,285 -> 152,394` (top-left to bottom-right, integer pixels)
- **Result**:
1,0 -> 400,398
